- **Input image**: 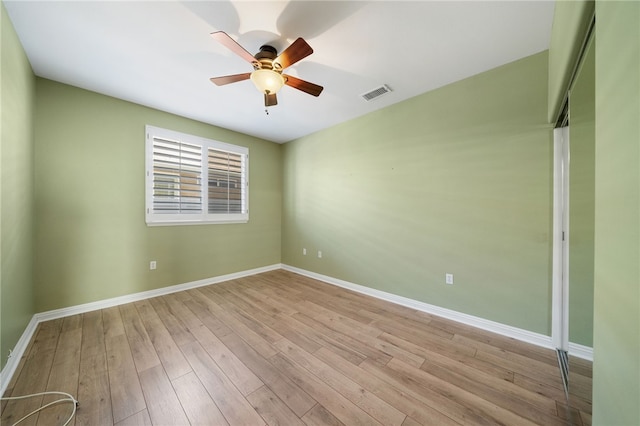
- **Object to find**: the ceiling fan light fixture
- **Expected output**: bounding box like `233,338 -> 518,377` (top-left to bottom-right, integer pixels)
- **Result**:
250,69 -> 285,94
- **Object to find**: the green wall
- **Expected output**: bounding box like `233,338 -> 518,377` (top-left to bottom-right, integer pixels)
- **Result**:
592,1 -> 640,424
0,2 -> 36,370
34,79 -> 282,312
548,0 -> 594,123
283,52 -> 554,335
568,36 -> 595,347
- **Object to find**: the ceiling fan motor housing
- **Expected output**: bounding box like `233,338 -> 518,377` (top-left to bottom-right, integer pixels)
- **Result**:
253,45 -> 282,72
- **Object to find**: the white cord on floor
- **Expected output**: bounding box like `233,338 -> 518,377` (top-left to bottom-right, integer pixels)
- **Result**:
0,391 -> 78,426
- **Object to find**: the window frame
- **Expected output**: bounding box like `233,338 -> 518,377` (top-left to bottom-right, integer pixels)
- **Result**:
145,125 -> 249,226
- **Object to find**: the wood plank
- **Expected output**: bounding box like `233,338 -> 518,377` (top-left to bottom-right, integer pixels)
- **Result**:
208,286 -> 324,353
314,347 -> 460,426
186,290 -> 280,357
288,274 -> 418,320
373,318 -> 477,359
114,410 -> 152,426
437,318 -> 559,367
290,312 -> 386,365
278,277 -> 382,324
513,373 -> 593,414
360,357 -> 497,426
180,341 -> 266,425
301,404 -> 345,426
473,344 -> 564,390
274,339 -> 406,426
105,334 -> 146,423
118,303 -> 161,373
556,401 -> 585,426
247,276 -> 307,306
219,299 -> 285,345
37,327 -> 82,426
286,288 -> 373,324
300,301 -> 383,339
0,332 -> 38,415
227,294 -> 322,352
103,307 -> 125,338
246,385 -> 306,426
1,319 -> 63,426
186,292 -> 317,417
567,371 -> 593,402
138,365 -> 189,425
370,338 -> 425,369
76,352 -> 112,426
385,358 -> 540,426
401,416 -> 422,426
134,299 -> 191,380
147,296 -> 197,347
269,353 -> 381,426
206,325 -> 317,418
162,293 -> 264,396
418,350 -> 566,425
580,410 -> 592,426
172,371 -> 229,426
569,355 -> 593,378
379,332 -> 514,382
76,310 -> 112,426
61,314 -> 83,333
239,285 -> 300,316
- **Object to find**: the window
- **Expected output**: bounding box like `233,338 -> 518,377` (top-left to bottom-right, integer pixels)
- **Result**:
145,125 -> 248,225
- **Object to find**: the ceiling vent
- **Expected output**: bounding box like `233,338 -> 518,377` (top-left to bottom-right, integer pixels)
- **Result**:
361,84 -> 392,101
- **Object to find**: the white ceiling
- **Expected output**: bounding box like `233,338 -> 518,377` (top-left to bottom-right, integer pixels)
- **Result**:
4,1 -> 555,143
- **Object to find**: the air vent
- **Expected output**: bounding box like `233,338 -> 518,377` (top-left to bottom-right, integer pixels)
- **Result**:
361,84 -> 392,101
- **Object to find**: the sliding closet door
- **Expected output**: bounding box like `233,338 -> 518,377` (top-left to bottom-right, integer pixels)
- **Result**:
568,35 -> 595,350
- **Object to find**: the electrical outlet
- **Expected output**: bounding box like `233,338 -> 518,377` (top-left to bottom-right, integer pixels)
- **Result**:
445,273 -> 454,285
303,248 -> 307,255
150,261 -> 157,270
318,251 -> 322,258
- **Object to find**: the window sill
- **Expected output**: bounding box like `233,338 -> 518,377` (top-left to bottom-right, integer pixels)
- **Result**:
146,219 -> 249,227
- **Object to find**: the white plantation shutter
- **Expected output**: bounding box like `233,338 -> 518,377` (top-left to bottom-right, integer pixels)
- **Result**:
146,126 -> 248,225
152,138 -> 203,214
208,148 -> 246,214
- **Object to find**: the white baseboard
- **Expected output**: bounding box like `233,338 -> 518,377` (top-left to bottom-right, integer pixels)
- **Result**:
34,264 -> 281,323
283,264 -> 559,348
282,265 -> 594,361
0,316 -> 38,396
568,342 -> 594,361
0,263 -> 281,396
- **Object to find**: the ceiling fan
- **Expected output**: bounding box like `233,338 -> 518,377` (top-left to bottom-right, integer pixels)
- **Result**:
210,31 -> 323,107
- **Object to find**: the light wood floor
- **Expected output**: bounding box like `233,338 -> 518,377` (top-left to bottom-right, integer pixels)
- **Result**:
2,270 -> 592,426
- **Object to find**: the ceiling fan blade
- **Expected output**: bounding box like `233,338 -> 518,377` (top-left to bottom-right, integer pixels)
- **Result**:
211,31 -> 256,64
210,73 -> 251,86
275,38 -> 313,69
264,93 -> 278,107
283,74 -> 323,97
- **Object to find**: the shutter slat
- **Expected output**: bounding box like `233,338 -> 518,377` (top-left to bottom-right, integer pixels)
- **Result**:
151,137 -> 203,214
149,130 -> 247,221
207,147 -> 246,215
